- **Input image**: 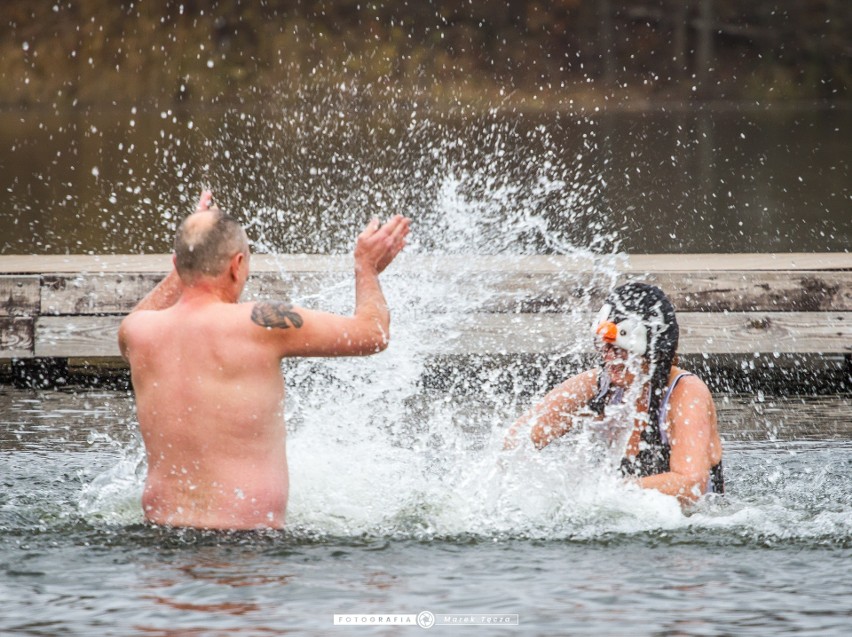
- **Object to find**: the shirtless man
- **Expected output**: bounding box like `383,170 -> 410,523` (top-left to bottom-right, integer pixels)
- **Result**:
505,283 -> 724,504
118,191 -> 410,529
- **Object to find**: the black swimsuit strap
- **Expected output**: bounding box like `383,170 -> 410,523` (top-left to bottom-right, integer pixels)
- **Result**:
620,374 -> 691,478
708,461 -> 725,495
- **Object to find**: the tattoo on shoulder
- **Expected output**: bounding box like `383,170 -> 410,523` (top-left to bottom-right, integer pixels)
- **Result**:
251,301 -> 304,329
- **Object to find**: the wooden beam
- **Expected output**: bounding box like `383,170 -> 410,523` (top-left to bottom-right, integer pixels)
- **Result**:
34,316 -> 119,358
3,253 -> 849,363
31,312 -> 851,359
24,269 -> 852,315
436,312 -> 851,356
622,253 -> 852,272
41,274 -> 163,315
38,272 -> 344,315
1,252 -> 850,275
627,271 -> 852,312
676,312 -> 850,356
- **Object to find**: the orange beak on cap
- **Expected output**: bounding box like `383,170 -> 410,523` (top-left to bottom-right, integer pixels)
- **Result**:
596,321 -> 618,344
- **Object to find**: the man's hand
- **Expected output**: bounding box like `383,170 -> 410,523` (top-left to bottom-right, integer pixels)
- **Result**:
197,190 -> 216,212
354,215 -> 411,275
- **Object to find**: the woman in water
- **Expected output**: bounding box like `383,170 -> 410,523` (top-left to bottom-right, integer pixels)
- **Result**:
505,282 -> 724,504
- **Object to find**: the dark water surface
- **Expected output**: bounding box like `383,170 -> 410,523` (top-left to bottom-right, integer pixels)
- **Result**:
1,102 -> 849,256
1,387 -> 850,635
1,95 -> 849,635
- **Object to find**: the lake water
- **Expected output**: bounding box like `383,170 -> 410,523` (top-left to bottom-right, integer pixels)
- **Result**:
1,386 -> 850,635
0,100 -> 849,256
2,94 -> 849,635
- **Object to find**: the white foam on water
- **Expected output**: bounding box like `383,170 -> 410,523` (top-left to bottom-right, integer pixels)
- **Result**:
73,401 -> 852,542
283,399 -> 687,540
78,450 -> 146,525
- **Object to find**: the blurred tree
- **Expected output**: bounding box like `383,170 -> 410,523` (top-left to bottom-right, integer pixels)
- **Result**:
695,0 -> 715,97
671,0 -> 689,80
0,0 -> 847,105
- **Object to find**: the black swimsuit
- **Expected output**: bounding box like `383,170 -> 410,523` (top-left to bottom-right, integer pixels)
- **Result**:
614,372 -> 725,495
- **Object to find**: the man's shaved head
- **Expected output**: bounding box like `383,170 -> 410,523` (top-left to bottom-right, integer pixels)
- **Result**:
174,209 -> 249,282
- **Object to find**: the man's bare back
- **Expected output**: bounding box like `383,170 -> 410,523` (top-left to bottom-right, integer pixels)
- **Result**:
119,192 -> 410,529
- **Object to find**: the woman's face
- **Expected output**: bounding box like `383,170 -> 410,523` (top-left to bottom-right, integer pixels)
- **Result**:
599,342 -> 647,387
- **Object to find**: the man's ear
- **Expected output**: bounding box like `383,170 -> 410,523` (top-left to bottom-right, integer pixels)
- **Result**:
229,252 -> 245,280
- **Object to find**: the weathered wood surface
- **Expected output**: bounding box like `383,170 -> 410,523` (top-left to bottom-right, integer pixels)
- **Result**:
31,312 -> 851,358
0,276 -> 40,316
35,316 -> 119,358
0,318 -> 34,358
438,312 -> 851,356
1,252 -> 850,274
2,253 -> 850,361
27,270 -> 852,315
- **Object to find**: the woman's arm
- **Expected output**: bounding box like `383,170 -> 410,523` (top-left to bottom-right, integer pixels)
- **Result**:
639,375 -> 719,504
504,369 -> 598,450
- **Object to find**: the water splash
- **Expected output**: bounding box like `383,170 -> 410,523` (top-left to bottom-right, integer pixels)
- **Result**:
59,82 -> 851,545
78,451 -> 146,525
61,81 -> 625,537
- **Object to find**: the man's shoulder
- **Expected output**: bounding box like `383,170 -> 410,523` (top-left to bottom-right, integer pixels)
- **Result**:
247,300 -> 305,330
118,308 -> 167,359
123,304 -> 176,321
120,308 -> 152,331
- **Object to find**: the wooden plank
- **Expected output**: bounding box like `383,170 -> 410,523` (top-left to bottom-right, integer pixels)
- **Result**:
624,253 -> 852,272
259,270 -> 610,313
0,254 -> 175,274
676,312 -> 850,355
0,317 -> 34,358
0,276 -> 40,316
32,312 -> 851,359
424,270 -> 852,313
37,272 -> 346,315
0,254 -> 353,274
1,252 -> 850,275
39,272 -> 280,315
34,316 -> 121,358
32,268 -> 851,315
435,312 -> 851,356
41,273 -> 164,315
33,270 -> 570,316
623,271 -> 852,312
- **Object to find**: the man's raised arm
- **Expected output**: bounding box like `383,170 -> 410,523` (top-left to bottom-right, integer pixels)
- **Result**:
351,214 -> 411,347
253,214 -> 410,358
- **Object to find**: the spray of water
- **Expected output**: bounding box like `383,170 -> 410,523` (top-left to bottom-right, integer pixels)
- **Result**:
71,81 -> 850,543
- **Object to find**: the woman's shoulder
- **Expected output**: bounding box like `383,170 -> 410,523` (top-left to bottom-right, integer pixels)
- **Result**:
670,367 -> 713,401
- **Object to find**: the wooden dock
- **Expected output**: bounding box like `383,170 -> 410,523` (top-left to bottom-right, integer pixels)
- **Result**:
1,253 -> 850,386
